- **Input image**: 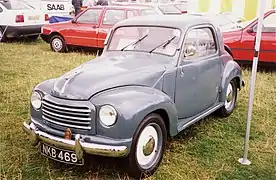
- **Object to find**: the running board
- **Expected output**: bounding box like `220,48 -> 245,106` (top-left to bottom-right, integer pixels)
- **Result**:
177,103 -> 223,132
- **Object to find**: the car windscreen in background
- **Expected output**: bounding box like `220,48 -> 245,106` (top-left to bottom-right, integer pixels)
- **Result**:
158,5 -> 181,14
1,0 -> 33,10
174,4 -> 187,11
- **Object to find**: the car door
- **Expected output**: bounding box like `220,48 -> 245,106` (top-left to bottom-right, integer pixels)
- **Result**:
64,8 -> 102,47
175,26 -> 221,120
97,8 -> 126,48
240,11 -> 276,63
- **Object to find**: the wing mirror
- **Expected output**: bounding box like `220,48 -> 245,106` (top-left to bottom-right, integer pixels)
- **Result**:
184,45 -> 197,57
246,27 -> 254,33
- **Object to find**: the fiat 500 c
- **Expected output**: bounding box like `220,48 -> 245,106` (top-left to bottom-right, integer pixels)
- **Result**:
23,15 -> 244,178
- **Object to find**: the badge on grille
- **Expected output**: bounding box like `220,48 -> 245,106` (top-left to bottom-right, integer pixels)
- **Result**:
64,128 -> 72,140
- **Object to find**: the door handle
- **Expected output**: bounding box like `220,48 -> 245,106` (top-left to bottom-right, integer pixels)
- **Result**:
180,68 -> 184,77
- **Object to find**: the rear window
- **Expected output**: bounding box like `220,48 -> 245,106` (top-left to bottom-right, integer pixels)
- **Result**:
103,9 -> 125,25
0,0 -> 33,10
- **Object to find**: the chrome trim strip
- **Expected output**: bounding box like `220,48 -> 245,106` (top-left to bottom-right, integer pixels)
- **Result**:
43,109 -> 91,121
43,116 -> 92,130
43,113 -> 90,125
23,122 -> 128,158
43,105 -> 90,116
42,101 -> 91,113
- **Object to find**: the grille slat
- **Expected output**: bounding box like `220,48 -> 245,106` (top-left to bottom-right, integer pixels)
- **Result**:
43,116 -> 92,130
43,105 -> 89,117
43,109 -> 91,121
42,99 -> 92,130
43,100 -> 91,113
42,112 -> 90,125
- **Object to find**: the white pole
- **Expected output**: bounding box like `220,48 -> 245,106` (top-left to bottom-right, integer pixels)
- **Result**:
238,0 -> 266,165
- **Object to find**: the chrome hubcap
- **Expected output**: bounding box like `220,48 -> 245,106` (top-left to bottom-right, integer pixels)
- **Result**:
52,38 -> 63,51
143,136 -> 155,156
225,83 -> 234,111
136,124 -> 162,169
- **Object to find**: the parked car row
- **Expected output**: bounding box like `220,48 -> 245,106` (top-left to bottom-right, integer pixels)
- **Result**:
40,5 -> 159,52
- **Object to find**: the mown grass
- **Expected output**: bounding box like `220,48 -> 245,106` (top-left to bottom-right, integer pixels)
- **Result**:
0,39 -> 275,180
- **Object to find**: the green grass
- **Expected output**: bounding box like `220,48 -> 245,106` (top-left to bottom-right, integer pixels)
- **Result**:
0,39 -> 275,180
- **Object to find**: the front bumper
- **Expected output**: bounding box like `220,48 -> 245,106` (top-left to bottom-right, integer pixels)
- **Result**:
23,122 -> 128,160
1,25 -> 43,38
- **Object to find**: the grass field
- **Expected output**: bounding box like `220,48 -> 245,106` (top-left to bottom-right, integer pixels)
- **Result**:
0,39 -> 275,180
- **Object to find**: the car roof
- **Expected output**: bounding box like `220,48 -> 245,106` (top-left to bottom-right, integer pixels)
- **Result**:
114,14 -> 214,30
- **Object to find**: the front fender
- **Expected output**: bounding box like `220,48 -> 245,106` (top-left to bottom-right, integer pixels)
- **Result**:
91,86 -> 178,139
220,60 -> 243,102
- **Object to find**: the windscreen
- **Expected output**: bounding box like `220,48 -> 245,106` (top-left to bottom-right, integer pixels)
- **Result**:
108,26 -> 181,56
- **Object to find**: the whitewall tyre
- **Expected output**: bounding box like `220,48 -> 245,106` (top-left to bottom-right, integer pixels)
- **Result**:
217,79 -> 238,117
126,113 -> 167,179
50,35 -> 67,53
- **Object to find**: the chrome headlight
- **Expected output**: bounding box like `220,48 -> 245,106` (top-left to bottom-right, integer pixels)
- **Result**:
99,105 -> 117,127
31,91 -> 42,110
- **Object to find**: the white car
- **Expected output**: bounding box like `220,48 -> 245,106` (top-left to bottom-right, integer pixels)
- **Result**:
34,0 -> 74,17
0,0 -> 49,42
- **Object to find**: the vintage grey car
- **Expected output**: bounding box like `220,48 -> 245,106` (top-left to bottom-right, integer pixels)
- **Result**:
23,15 -> 244,178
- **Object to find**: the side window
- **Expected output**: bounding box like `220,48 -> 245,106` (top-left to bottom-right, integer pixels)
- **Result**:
103,10 -> 125,25
183,27 -> 217,60
0,7 -> 2,13
127,10 -> 136,18
263,13 -> 276,32
77,9 -> 101,24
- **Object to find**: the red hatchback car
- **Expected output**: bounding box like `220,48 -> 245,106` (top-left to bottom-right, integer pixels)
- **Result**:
40,6 -> 157,52
223,9 -> 276,68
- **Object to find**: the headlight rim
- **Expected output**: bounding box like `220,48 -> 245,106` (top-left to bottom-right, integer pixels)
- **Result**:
99,104 -> 117,127
31,91 -> 42,111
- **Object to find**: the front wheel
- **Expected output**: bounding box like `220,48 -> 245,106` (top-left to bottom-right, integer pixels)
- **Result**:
217,79 -> 238,117
50,35 -> 67,53
126,113 -> 167,179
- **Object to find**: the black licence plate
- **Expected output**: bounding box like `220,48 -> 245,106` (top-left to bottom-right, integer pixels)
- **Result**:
40,143 -> 84,165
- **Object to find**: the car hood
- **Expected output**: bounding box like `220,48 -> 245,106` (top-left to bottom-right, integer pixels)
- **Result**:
50,52 -> 171,100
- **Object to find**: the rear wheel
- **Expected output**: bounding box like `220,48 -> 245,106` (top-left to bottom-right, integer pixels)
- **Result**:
217,79 -> 238,117
50,35 -> 67,53
0,27 -> 7,42
126,113 -> 167,179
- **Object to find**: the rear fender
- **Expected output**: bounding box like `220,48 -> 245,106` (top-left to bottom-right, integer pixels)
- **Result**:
220,60 -> 243,102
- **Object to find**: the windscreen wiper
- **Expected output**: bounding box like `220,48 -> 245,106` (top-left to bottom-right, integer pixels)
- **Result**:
149,36 -> 176,53
120,34 -> 148,51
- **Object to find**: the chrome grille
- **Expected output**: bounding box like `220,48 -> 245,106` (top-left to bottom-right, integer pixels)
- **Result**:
42,99 -> 92,130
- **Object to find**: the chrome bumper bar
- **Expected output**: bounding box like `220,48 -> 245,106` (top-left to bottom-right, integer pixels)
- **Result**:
23,122 -> 128,160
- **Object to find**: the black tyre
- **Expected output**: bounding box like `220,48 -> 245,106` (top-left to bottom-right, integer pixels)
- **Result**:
126,113 -> 167,179
0,27 -> 7,42
27,35 -> 39,41
50,35 -> 67,53
217,79 -> 238,117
